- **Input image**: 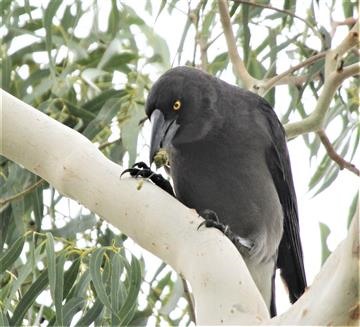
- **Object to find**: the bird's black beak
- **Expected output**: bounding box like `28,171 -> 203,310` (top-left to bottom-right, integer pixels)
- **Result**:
149,109 -> 178,164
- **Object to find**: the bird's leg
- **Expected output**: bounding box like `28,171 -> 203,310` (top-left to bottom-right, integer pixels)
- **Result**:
197,209 -> 254,252
121,162 -> 175,197
197,209 -> 233,235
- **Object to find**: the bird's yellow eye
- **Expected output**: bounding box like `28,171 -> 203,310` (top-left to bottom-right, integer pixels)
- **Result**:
173,100 -> 181,111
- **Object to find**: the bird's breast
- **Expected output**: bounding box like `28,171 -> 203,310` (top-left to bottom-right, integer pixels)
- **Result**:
168,139 -> 283,261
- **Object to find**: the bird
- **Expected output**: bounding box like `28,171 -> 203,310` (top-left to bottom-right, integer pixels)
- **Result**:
133,66 -> 307,316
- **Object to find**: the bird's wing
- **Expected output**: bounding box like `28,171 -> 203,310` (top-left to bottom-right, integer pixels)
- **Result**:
259,97 -> 307,303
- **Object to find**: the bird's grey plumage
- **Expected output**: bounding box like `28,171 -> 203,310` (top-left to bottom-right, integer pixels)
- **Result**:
145,66 -> 306,316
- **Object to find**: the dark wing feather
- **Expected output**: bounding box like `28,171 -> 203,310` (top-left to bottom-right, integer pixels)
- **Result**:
259,97 -> 307,303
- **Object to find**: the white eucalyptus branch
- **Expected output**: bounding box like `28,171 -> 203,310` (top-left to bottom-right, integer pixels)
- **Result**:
1,89 -> 358,325
0,89 -> 268,325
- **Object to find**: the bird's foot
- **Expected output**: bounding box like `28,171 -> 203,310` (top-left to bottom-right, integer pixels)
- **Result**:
197,209 -> 233,238
197,209 -> 254,251
121,162 -> 175,197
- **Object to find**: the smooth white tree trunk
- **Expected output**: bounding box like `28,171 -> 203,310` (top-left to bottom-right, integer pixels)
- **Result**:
1,89 -> 358,325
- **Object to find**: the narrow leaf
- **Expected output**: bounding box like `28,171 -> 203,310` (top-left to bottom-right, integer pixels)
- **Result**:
89,248 -> 113,311
347,191 -> 359,228
54,253 -> 65,326
46,233 -> 56,303
32,186 -> 43,231
1,54 -> 12,92
313,166 -> 339,196
63,297 -> 86,326
111,253 -> 122,325
68,270 -> 91,300
118,255 -> 142,325
0,311 -> 9,327
242,4 -> 250,66
155,0 -> 167,22
43,0 -> 62,73
75,298 -> 103,327
82,89 -> 124,113
319,222 -> 331,265
11,269 -> 49,326
63,256 -> 81,299
0,235 -> 25,275
83,97 -> 124,140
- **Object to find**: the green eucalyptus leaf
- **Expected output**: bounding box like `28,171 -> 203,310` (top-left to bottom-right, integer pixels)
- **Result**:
0,235 -> 25,275
32,186 -> 43,231
111,253 -> 123,325
347,191 -> 359,228
313,165 -> 339,196
83,97 -> 124,140
1,53 -> 12,92
89,248 -> 115,313
102,53 -> 138,73
202,6 -> 216,38
0,205 -> 12,252
308,155 -> 331,190
75,298 -> 103,327
3,243 -> 47,311
46,233 -> 56,303
1,0 -> 12,12
62,99 -> 96,125
230,2 -> 240,16
82,89 -> 124,113
9,42 -> 46,66
119,101 -> 144,166
63,256 -> 81,299
108,139 -> 127,164
155,0 -> 167,21
175,17 -> 192,65
54,253 -> 66,326
11,268 -> 49,326
0,310 -> 10,327
63,297 -> 86,326
319,222 -> 331,265
208,52 -> 229,76
68,270 -> 91,300
242,4 -> 250,66
43,0 -> 62,73
118,255 -> 141,325
108,0 -> 120,37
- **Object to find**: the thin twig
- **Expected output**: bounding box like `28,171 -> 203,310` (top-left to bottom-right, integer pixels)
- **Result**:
217,0 -> 256,90
317,130 -> 360,176
260,51 -> 326,95
229,0 -> 314,31
331,17 -> 358,37
285,23 -> 360,139
193,1 -> 208,70
337,62 -> 360,81
98,138 -> 121,150
0,179 -> 46,206
274,73 -> 321,86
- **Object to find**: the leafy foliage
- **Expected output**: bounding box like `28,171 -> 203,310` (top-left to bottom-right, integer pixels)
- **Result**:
0,0 -> 358,325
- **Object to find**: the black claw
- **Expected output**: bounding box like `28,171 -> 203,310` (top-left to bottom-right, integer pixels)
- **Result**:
197,209 -> 245,248
198,209 -> 220,222
133,162 -> 150,170
121,162 -> 152,178
197,209 -> 220,230
121,162 -> 175,197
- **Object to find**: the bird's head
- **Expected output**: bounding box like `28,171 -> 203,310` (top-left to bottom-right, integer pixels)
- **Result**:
145,66 -> 221,164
